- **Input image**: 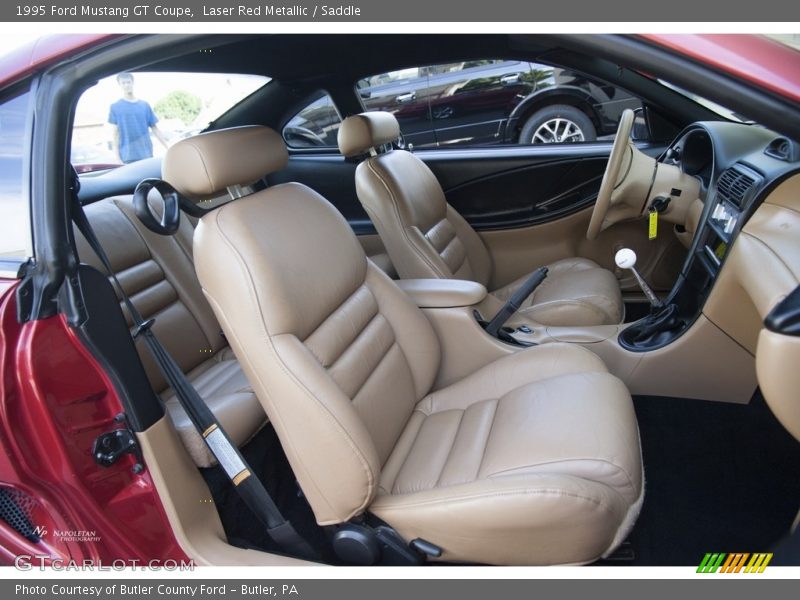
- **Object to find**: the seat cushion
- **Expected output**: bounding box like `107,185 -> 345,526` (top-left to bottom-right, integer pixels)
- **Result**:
163,347 -> 265,468
370,344 -> 643,565
493,257 -> 623,326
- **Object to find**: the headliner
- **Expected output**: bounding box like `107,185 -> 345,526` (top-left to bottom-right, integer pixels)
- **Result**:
141,34 -> 557,85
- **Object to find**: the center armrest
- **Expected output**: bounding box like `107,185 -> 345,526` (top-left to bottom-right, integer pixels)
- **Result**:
396,279 -> 487,308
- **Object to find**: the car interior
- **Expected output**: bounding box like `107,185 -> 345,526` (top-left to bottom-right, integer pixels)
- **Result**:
5,34 -> 800,567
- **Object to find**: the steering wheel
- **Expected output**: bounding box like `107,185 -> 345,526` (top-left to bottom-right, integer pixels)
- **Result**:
586,108 -> 635,241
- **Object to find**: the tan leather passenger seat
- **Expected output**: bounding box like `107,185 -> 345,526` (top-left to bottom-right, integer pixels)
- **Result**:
163,126 -> 644,566
337,111 -> 624,327
74,196 -> 266,468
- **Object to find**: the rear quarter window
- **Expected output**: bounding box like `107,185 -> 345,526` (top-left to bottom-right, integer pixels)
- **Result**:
72,72 -> 268,173
0,89 -> 32,261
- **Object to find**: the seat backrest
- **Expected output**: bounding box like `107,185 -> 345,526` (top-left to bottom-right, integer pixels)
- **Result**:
74,196 -> 227,393
338,112 -> 492,286
163,126 -> 442,525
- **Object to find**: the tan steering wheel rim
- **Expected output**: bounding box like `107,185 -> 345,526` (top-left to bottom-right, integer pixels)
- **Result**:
586,109 -> 635,241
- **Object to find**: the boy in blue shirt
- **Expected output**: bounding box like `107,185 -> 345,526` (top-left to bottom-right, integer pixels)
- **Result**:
109,73 -> 168,163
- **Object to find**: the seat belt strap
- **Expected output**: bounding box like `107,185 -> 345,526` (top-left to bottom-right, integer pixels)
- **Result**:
69,181 -> 316,562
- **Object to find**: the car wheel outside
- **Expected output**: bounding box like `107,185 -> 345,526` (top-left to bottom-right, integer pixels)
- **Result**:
519,104 -> 597,144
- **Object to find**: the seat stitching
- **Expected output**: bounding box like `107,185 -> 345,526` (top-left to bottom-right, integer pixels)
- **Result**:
303,284 -> 372,348
521,298 -> 616,324
433,409 -> 465,487
485,457 -> 637,496
348,339 -> 397,402
114,199 -> 217,349
311,301 -> 380,369
424,217 -> 453,252
327,311 -> 384,371
476,398 -> 500,479
390,409 -> 428,494
212,206 -> 376,519
189,359 -> 241,398
439,231 -> 465,273
365,159 -> 449,279
375,487 -> 614,512
364,272 -> 423,401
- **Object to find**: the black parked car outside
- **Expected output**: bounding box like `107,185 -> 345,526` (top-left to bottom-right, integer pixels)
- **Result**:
283,59 -> 641,149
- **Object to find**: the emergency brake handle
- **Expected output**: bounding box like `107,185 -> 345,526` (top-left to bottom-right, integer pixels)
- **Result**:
484,267 -> 548,338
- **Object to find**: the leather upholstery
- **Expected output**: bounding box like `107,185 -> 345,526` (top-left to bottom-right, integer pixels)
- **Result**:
338,112 -> 401,157
372,346 -> 642,565
395,279 -> 487,308
74,196 -> 266,468
163,126 -> 287,199
493,257 -> 624,326
194,186 -> 439,523
180,125 -> 644,565
355,149 -> 491,285
342,111 -> 623,327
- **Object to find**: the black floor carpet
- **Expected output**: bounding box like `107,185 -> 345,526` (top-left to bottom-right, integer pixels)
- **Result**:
617,392 -> 800,566
204,392 -> 800,566
201,425 -> 336,563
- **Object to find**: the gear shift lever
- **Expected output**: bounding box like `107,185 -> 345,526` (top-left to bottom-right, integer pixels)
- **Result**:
615,248 -> 661,309
615,247 -> 682,350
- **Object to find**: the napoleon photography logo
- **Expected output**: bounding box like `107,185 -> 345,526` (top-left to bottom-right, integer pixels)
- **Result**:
32,524 -> 100,543
697,552 -> 773,573
32,526 -> 47,538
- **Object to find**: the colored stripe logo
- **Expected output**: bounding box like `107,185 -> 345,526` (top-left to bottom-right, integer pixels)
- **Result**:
697,552 -> 773,573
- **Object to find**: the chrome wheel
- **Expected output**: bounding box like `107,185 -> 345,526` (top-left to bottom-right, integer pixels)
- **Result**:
532,118 -> 585,144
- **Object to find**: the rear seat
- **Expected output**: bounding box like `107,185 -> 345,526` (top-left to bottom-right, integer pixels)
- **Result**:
73,195 -> 267,468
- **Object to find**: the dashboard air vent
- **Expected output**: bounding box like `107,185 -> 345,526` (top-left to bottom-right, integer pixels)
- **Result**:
716,167 -> 756,208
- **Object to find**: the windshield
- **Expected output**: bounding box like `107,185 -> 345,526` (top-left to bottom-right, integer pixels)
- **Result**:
765,34 -> 800,52
658,80 -> 751,123
71,72 -> 268,173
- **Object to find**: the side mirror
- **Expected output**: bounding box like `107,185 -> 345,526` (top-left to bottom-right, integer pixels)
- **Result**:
631,107 -> 650,142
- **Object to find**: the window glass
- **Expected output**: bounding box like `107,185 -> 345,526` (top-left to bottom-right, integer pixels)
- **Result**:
658,80 -> 750,123
0,89 -> 32,261
358,66 -> 437,148
284,61 -> 644,153
283,93 -> 342,148
417,60 -> 643,147
71,72 -> 268,173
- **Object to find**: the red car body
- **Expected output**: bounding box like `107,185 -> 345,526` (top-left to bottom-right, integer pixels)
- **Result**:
0,33 -> 797,567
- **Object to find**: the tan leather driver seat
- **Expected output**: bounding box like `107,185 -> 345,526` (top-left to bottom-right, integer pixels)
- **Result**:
163,126 -> 643,565
338,112 -> 624,327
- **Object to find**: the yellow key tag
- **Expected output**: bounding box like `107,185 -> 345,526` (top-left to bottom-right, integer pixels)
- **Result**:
648,211 -> 658,240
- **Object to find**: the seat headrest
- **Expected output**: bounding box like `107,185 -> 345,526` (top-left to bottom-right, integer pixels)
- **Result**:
162,126 -> 288,200
337,112 -> 400,157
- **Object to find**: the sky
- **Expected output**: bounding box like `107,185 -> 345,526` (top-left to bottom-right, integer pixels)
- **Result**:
0,33 -> 39,57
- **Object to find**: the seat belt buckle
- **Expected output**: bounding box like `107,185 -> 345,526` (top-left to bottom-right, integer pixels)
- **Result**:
132,318 -> 155,339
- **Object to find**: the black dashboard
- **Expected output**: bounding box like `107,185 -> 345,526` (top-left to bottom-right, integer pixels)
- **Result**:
674,122 -> 797,273
620,120 -> 800,351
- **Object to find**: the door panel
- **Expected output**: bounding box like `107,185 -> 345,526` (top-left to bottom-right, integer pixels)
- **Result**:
444,157 -> 607,229
419,143 -> 678,291
478,206 -> 684,293
274,142 -> 679,292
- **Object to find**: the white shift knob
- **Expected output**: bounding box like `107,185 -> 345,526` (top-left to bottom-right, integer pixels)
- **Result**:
615,248 -> 637,270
